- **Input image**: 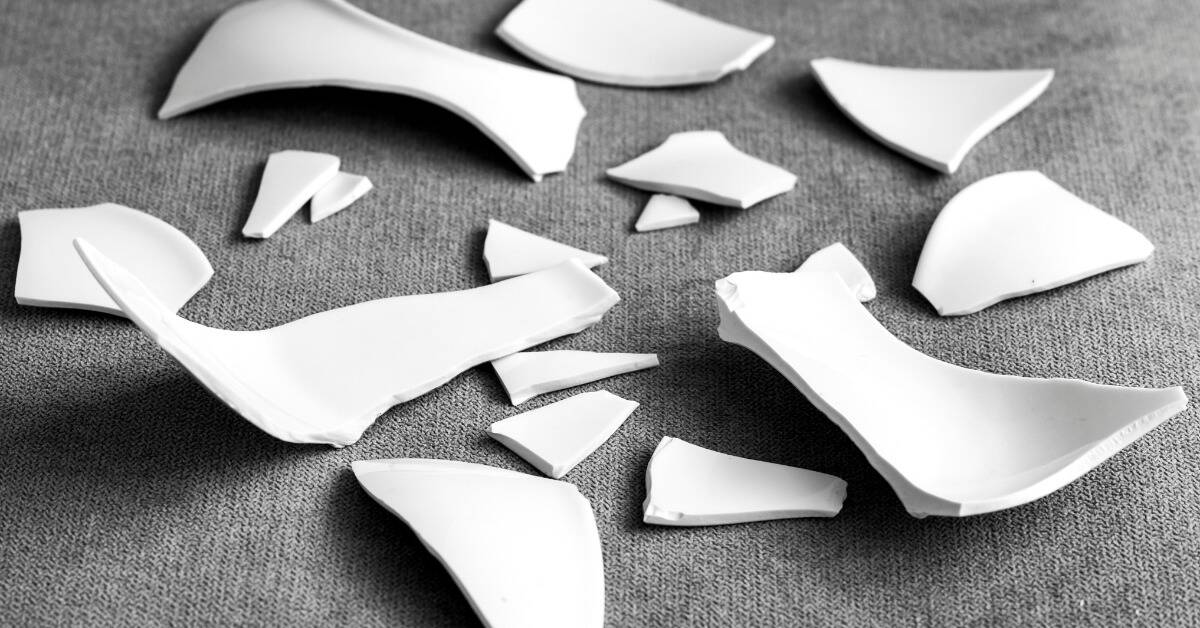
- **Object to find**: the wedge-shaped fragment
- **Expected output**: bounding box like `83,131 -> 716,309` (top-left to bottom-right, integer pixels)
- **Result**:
158,0 -> 585,181
15,204 -> 213,316
311,172 -> 372,223
634,194 -> 700,232
488,391 -> 638,478
74,240 -> 619,446
353,459 -> 603,628
716,270 -> 1187,517
643,437 -> 846,526
483,220 -> 608,281
796,242 -> 875,302
811,57 -> 1053,174
492,350 -> 659,405
242,150 -> 340,238
607,131 -> 796,208
496,0 -> 774,87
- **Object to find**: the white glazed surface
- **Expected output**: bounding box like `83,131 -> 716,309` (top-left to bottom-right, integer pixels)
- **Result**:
492,350 -> 659,405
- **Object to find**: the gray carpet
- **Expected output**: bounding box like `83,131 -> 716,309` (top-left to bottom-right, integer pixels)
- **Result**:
2,0 -> 1198,625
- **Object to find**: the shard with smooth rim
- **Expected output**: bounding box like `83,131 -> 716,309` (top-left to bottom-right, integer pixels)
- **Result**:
492,350 -> 659,405
796,242 -> 875,302
311,172 -> 372,222
242,150 -> 340,238
634,194 -> 700,232
488,391 -> 638,478
483,219 -> 608,281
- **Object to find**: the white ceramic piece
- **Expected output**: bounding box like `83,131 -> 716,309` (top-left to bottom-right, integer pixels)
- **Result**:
492,350 -> 660,405
158,0 -> 585,181
810,57 -> 1054,174
496,0 -> 774,87
15,204 -> 213,316
242,150 -> 340,238
643,437 -> 846,526
310,172 -> 373,223
74,240 -> 620,446
715,269 -> 1187,517
606,131 -> 797,208
795,242 -> 875,302
914,171 -> 1154,316
634,194 -> 700,232
487,391 -> 638,478
483,220 -> 608,282
353,459 -> 603,628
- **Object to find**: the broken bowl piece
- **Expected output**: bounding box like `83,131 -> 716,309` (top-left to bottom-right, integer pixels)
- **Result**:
716,269 -> 1186,517
607,131 -> 796,208
243,150 -> 340,238
811,57 -> 1054,174
483,219 -> 608,282
15,203 -> 212,316
914,171 -> 1154,316
795,242 -> 875,302
492,350 -> 659,405
159,0 -> 585,181
487,390 -> 638,478
311,172 -> 372,223
643,437 -> 846,526
634,194 -> 700,232
74,240 -> 619,446
496,0 -> 774,87
353,459 -> 603,628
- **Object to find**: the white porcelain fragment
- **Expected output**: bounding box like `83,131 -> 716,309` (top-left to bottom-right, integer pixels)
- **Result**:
353,459 -> 603,628
643,437 -> 846,526
914,171 -> 1154,316
158,0 -> 586,181
492,350 -> 659,405
795,242 -> 875,302
810,57 -> 1054,174
242,150 -> 340,238
310,172 -> 372,223
487,391 -> 638,478
607,131 -> 797,208
496,0 -> 774,87
74,240 -> 619,447
483,220 -> 608,282
15,204 -> 212,316
634,194 -> 700,232
716,269 -> 1187,517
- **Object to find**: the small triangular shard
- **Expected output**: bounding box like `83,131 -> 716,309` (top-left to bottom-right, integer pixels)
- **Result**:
635,194 -> 700,232
311,172 -> 373,222
492,350 -> 659,405
483,219 -> 608,281
243,150 -> 340,238
796,242 -> 876,302
487,391 -> 638,478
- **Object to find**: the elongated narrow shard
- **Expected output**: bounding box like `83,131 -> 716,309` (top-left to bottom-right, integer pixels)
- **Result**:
811,57 -> 1054,174
607,131 -> 796,208
74,240 -> 620,446
796,242 -> 875,302
492,350 -> 659,405
716,269 -> 1187,517
634,194 -> 700,232
243,150 -> 340,238
488,391 -> 638,478
643,437 -> 846,526
15,204 -> 213,316
483,219 -> 608,281
353,460 -> 604,628
310,172 -> 372,222
913,171 -> 1154,316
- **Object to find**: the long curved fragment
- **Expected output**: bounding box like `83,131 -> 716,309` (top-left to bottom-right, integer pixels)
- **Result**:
716,270 -> 1186,517
158,0 -> 586,181
74,239 -> 620,446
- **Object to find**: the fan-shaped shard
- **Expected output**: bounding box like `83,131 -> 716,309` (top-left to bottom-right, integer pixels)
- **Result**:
811,57 -> 1053,174
311,172 -> 372,223
352,459 -> 604,628
243,150 -> 340,238
607,131 -> 796,208
73,240 -> 619,446
913,171 -> 1154,316
716,270 -> 1186,517
496,0 -> 774,87
488,391 -> 638,478
643,437 -> 846,526
634,194 -> 700,232
796,242 -> 875,302
492,350 -> 659,405
15,204 -> 212,316
483,220 -> 608,281
158,0 -> 585,181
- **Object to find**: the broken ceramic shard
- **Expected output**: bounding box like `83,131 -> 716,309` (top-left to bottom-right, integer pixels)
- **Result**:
716,269 -> 1187,517
483,220 -> 608,282
15,204 -> 213,316
634,194 -> 700,232
643,437 -> 846,526
242,150 -> 340,238
796,242 -> 875,302
310,172 -> 372,223
496,0 -> 774,87
810,57 -> 1054,174
74,240 -> 619,446
492,350 -> 659,405
158,0 -> 585,181
607,131 -> 796,208
353,459 -> 603,628
914,171 -> 1154,316
487,391 -> 638,478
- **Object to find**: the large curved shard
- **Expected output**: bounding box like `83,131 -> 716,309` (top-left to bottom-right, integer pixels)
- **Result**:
158,0 -> 586,181
716,270 -> 1186,517
74,240 -> 619,446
